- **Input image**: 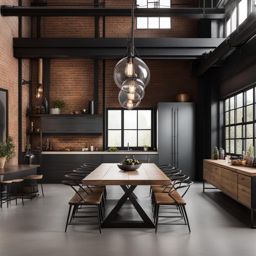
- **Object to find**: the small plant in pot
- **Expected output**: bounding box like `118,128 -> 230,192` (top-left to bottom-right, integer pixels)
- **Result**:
50,100 -> 65,114
0,137 -> 15,169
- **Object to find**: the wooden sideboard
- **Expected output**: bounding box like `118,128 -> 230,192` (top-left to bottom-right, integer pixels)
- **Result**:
203,159 -> 256,227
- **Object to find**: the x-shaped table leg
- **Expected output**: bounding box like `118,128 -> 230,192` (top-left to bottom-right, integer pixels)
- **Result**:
102,185 -> 155,228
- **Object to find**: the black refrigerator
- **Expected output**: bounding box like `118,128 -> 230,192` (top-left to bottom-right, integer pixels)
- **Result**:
157,102 -> 195,179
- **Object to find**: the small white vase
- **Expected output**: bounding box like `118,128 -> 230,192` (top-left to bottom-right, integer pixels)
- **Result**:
50,108 -> 61,114
0,157 -> 6,169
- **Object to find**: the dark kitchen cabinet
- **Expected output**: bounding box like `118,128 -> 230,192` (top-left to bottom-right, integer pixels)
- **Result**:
157,102 -> 195,179
41,115 -> 103,134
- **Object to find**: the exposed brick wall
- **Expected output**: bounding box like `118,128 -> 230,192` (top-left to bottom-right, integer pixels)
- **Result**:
0,0 -> 30,163
30,0 -> 199,151
105,59 -> 197,108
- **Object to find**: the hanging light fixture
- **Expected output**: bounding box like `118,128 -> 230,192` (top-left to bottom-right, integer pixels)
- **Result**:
114,0 -> 150,109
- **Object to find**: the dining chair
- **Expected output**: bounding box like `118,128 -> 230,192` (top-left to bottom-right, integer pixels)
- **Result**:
153,179 -> 193,233
62,179 -> 104,233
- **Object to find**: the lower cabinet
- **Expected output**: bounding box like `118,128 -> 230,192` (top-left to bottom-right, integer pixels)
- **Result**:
238,174 -> 251,208
203,160 -> 256,228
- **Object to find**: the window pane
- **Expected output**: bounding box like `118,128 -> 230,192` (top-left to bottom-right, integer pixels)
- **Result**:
225,99 -> 230,111
239,0 -> 248,25
237,93 -> 243,108
231,7 -> 237,32
137,0 -> 147,7
124,130 -> 137,147
236,107 -> 243,123
226,140 -> 230,152
138,110 -> 151,129
230,110 -> 235,124
236,125 -> 242,138
148,17 -> 159,29
124,110 -> 137,129
246,139 -> 253,151
226,19 -> 231,36
246,88 -> 253,105
108,130 -> 121,147
236,139 -> 243,154
230,126 -> 235,138
138,130 -> 151,147
160,17 -> 171,29
230,140 -> 235,153
160,0 -> 170,8
246,124 -> 253,138
226,127 -> 229,139
225,111 -> 230,125
246,105 -> 253,122
108,110 -> 121,129
230,97 -> 235,109
137,17 -> 148,29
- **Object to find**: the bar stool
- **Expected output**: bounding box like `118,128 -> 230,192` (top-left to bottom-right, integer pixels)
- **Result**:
24,174 -> 44,197
11,179 -> 24,206
0,180 -> 13,208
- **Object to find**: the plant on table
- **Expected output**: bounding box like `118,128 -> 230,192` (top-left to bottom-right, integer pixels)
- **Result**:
0,137 -> 15,169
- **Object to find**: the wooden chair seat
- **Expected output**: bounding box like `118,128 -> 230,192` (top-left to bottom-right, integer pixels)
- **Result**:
25,174 -> 43,180
12,179 -> 24,183
152,185 -> 172,193
80,186 -> 104,194
154,191 -> 186,205
69,192 -> 102,205
0,180 -> 13,184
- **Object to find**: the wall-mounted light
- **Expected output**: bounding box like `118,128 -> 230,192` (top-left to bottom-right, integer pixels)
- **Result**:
36,58 -> 43,99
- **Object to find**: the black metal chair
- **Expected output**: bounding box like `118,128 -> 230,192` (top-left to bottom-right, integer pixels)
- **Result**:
153,178 -> 193,233
62,179 -> 104,233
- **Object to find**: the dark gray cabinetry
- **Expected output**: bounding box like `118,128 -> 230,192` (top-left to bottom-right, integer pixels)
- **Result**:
157,102 -> 195,179
41,115 -> 102,134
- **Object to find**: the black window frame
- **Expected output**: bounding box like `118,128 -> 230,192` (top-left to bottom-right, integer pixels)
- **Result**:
136,0 -> 172,30
224,85 -> 256,156
106,108 -> 155,150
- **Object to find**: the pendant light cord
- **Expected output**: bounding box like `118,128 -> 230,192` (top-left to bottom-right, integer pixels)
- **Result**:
131,0 -> 135,57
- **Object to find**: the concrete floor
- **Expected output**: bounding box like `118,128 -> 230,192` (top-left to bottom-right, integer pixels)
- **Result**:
0,183 -> 256,256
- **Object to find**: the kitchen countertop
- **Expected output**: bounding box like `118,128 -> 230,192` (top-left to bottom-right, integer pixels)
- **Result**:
41,151 -> 158,155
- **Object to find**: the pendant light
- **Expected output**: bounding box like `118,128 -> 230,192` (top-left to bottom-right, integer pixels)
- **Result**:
114,0 -> 150,109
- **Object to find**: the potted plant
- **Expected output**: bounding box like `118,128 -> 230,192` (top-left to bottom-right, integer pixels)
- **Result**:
0,137 -> 15,169
50,100 -> 65,114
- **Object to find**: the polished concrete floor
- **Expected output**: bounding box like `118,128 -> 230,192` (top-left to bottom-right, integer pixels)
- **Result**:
0,183 -> 256,256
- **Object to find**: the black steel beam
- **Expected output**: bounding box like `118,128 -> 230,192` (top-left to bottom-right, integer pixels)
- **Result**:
1,6 -> 225,19
196,12 -> 256,75
13,38 -> 224,59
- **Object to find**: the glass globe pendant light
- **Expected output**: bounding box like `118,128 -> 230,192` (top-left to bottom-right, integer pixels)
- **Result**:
113,0 -> 150,110
118,88 -> 141,110
121,78 -> 145,99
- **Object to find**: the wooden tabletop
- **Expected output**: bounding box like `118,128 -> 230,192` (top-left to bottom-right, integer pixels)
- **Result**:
0,165 -> 40,176
83,163 -> 170,186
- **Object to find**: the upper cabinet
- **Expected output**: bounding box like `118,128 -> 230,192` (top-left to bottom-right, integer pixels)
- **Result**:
41,115 -> 103,134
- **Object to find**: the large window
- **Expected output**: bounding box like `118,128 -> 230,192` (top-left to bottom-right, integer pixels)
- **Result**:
137,0 -> 171,29
224,87 -> 255,155
226,0 -> 250,37
107,109 -> 153,149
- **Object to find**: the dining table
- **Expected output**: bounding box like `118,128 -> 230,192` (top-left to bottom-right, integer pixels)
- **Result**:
82,163 -> 170,228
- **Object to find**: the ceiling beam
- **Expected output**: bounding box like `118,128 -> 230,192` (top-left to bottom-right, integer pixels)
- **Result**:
1,6 -> 225,19
13,38 -> 224,59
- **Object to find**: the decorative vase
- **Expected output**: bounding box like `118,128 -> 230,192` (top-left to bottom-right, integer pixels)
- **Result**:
0,157 -> 6,169
43,97 -> 49,114
50,108 -> 61,114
